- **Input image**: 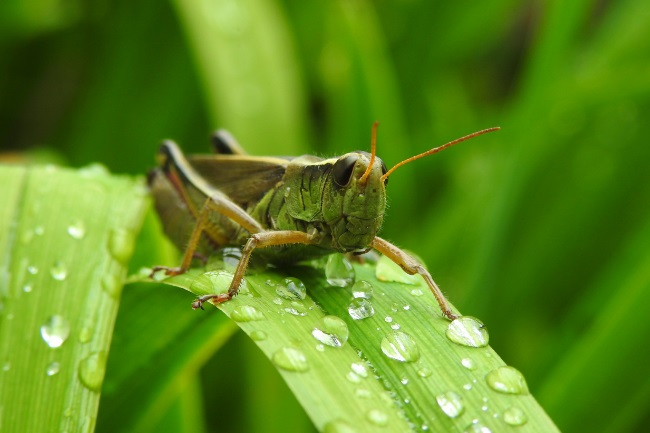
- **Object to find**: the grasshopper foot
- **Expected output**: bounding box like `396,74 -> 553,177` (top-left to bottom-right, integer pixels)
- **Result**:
149,265 -> 184,278
191,293 -> 232,310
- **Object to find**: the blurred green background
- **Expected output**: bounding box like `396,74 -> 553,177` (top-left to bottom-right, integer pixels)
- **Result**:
2,0 -> 649,432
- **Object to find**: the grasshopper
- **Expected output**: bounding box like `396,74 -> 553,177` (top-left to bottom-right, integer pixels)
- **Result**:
149,123 -> 499,321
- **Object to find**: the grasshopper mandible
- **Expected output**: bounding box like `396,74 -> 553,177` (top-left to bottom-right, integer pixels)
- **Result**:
149,123 -> 499,321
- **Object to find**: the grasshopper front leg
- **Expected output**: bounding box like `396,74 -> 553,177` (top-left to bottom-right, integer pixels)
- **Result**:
192,230 -> 317,309
372,237 -> 458,321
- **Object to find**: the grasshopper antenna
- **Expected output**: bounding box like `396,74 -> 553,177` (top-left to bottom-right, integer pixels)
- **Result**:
380,127 -> 500,182
359,121 -> 379,185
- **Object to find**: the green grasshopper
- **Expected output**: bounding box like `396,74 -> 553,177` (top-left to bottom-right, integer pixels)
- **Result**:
149,123 -> 499,321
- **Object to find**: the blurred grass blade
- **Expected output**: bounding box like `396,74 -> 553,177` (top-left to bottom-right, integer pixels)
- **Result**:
0,165 -> 148,432
146,259 -> 560,432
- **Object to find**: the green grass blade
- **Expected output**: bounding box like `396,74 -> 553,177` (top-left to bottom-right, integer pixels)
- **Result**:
0,165 -> 147,432
146,259 -> 559,432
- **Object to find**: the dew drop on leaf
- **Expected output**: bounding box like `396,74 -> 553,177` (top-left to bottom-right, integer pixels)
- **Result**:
311,315 -> 349,347
325,254 -> 355,287
446,316 -> 489,347
40,315 -> 70,348
272,347 -> 309,372
380,331 -> 420,362
485,366 -> 529,395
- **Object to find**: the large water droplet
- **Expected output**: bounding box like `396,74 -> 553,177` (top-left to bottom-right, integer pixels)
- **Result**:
325,254 -> 355,287
207,247 -> 242,272
380,331 -> 420,362
366,409 -> 388,426
50,261 -> 68,281
67,221 -> 86,239
375,254 -> 418,284
351,280 -> 373,299
312,315 -> 349,347
463,421 -> 492,433
485,366 -> 529,395
272,347 -> 309,372
503,406 -> 528,426
275,277 -> 307,300
78,351 -> 107,391
323,419 -> 358,433
446,316 -> 489,347
348,298 -> 375,320
46,361 -> 61,376
190,271 -> 234,296
41,315 -> 70,348
436,391 -> 464,418
230,305 -> 265,322
107,228 -> 135,264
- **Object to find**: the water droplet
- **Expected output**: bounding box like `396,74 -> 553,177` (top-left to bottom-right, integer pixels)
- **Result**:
417,366 -> 432,378
351,362 -> 369,378
50,261 -> 68,281
46,362 -> 61,376
461,358 -> 476,370
351,280 -> 373,299
284,301 -> 308,316
34,226 -> 44,236
410,288 -> 423,296
346,372 -> 362,383
250,330 -> 267,341
230,305 -> 265,322
384,316 -> 393,323
272,347 -> 309,372
275,277 -> 306,301
27,265 -> 38,275
78,351 -> 107,391
463,383 -> 473,391
348,298 -> 375,320
107,228 -> 135,264
41,315 -> 70,348
78,326 -> 93,343
207,247 -> 242,272
376,254 -> 418,284
503,406 -> 527,426
400,377 -> 409,385
355,388 -> 371,399
323,419 -> 358,433
67,221 -> 86,239
485,366 -> 529,395
464,421 -> 492,433
366,409 -> 388,426
446,316 -> 489,347
436,391 -> 464,418
380,331 -> 420,362
101,274 -> 122,299
190,271 -> 234,296
23,284 -> 33,293
311,315 -> 349,347
3,361 -> 11,372
325,254 -> 355,287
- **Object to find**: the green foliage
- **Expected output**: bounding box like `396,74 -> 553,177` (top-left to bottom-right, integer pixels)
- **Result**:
2,0 -> 650,432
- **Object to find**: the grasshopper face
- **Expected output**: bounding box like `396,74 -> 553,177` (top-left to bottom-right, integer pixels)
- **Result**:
320,151 -> 389,253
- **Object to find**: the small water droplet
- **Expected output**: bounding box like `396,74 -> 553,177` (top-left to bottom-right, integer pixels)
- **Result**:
230,305 -> 265,322
107,228 -> 135,264
485,366 -> 529,395
284,301 -> 308,316
417,366 -> 432,378
27,265 -> 38,275
346,372 -> 362,383
366,409 -> 388,426
323,419 -> 358,433
351,280 -> 373,299
250,330 -> 267,341
461,358 -> 476,370
23,284 -> 33,293
503,406 -> 527,426
351,362 -> 368,378
101,274 -> 122,298
3,361 -> 11,372
464,421 -> 492,433
325,254 -> 355,287
380,331 -> 420,362
355,388 -> 371,398
311,315 -> 349,347
410,288 -> 423,296
34,226 -> 44,236
446,316 -> 489,347
315,344 -> 325,352
391,324 -> 401,330
67,221 -> 86,239
272,297 -> 283,305
463,383 -> 473,391
78,351 -> 107,391
436,391 -> 464,418
275,277 -> 306,301
348,298 -> 375,320
41,315 -> 70,348
272,347 -> 309,372
400,377 -> 409,385
384,316 -> 393,323
50,261 -> 68,281
46,361 -> 61,376
78,326 -> 93,343
376,254 -> 418,284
